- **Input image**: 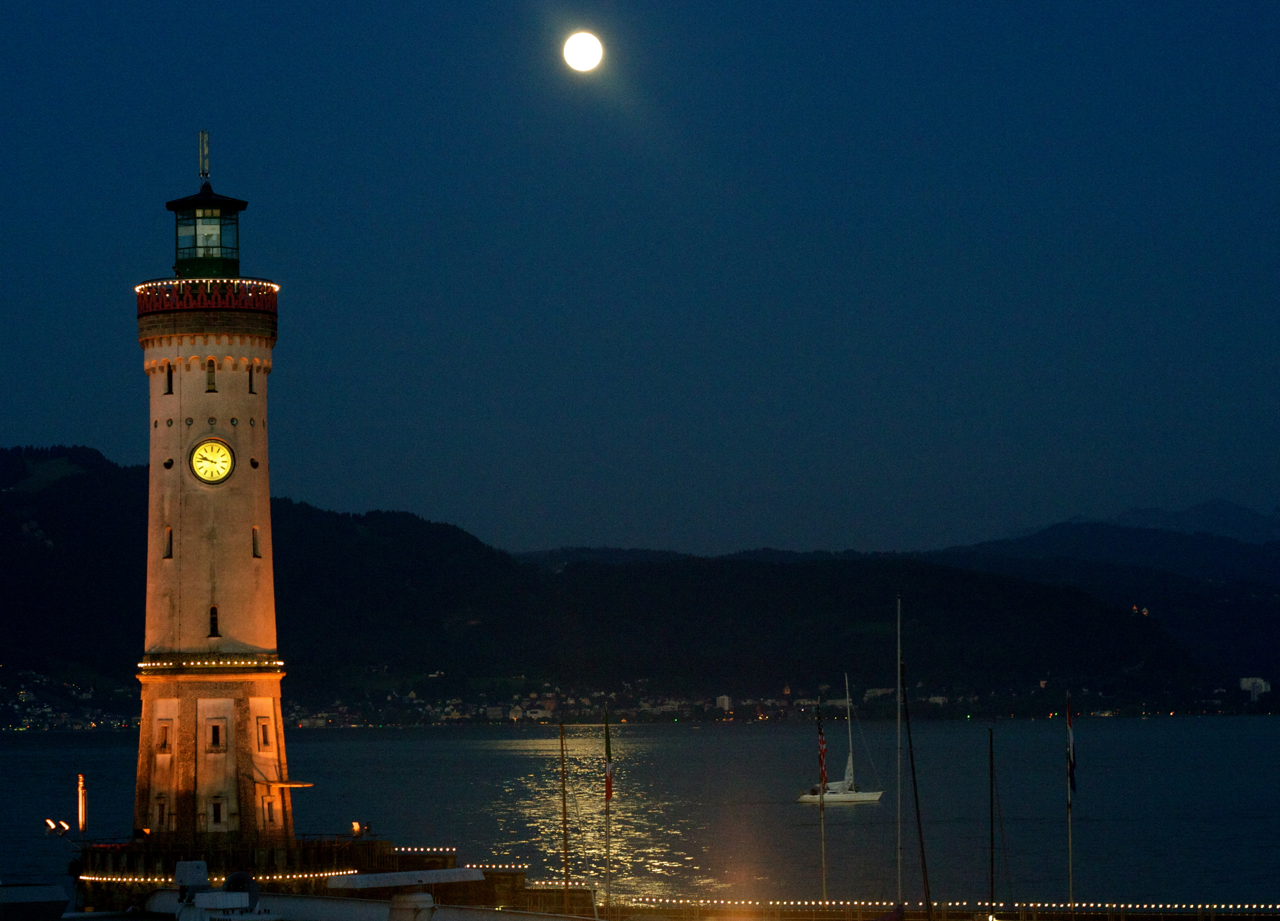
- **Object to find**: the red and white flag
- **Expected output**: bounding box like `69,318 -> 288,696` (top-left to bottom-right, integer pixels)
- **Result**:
1066,692 -> 1077,801
817,705 -> 828,793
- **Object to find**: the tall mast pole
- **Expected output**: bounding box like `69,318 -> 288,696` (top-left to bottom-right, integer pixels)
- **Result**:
604,707 -> 613,910
560,722 -> 570,916
845,673 -> 855,788
1067,692 -> 1075,917
819,694 -> 827,901
896,594 -> 903,907
902,659 -> 932,921
989,728 -> 995,909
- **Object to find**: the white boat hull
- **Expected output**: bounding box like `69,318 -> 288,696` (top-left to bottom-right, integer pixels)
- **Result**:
796,789 -> 883,804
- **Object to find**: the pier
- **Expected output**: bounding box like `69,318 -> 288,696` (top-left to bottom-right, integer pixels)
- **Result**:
606,902 -> 1280,921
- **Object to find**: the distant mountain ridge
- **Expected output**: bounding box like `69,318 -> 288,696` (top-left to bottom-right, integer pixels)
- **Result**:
1106,499 -> 1280,544
0,445 -> 1268,703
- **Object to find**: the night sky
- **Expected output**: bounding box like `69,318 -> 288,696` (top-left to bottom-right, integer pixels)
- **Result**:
2,2 -> 1277,554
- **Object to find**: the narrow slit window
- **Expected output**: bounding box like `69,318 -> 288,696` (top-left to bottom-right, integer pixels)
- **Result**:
165,364 -> 174,394
265,798 -> 276,824
248,366 -> 256,394
252,526 -> 261,558
206,359 -> 217,392
208,605 -> 220,637
163,527 -> 173,559
156,797 -> 167,827
211,799 -> 223,824
157,720 -> 172,752
257,716 -> 272,750
206,717 -> 227,752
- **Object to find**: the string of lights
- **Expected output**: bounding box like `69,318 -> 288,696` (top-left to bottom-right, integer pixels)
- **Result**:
138,660 -> 285,668
79,869 -> 357,885
623,899 -> 1280,911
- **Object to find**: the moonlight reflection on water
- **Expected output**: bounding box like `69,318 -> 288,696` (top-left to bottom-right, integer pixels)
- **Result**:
5,719 -> 1280,904
483,730 -> 715,897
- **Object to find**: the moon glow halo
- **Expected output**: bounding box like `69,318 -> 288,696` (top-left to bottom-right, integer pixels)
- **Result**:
564,32 -> 603,71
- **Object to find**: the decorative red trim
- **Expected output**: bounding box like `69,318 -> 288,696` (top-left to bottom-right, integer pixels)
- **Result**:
136,278 -> 278,315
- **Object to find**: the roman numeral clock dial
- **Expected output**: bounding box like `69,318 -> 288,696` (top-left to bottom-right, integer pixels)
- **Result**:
190,439 -> 234,483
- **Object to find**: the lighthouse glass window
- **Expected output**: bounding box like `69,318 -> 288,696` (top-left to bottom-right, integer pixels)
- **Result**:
176,214 -> 195,257
196,210 -> 222,257
176,209 -> 239,260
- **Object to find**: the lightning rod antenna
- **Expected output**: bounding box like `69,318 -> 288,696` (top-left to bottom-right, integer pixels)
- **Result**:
198,130 -> 210,181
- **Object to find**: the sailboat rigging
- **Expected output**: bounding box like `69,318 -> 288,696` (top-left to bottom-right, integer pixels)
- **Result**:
797,676 -> 885,804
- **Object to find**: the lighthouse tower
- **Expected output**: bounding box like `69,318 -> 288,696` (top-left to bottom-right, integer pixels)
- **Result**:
132,136 -> 299,842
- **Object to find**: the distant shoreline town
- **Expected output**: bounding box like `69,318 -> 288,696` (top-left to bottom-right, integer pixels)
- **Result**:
3,667 -> 1275,732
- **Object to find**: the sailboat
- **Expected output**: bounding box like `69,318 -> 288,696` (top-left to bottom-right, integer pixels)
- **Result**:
797,674 -> 884,804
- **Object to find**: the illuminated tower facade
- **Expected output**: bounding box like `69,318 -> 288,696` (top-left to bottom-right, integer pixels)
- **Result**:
132,140 -> 299,842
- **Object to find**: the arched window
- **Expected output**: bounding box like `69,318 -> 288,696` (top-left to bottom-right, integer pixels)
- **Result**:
208,606 -> 220,637
206,359 -> 217,392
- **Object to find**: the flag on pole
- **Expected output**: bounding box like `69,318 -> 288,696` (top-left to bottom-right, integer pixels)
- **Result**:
1066,692 -> 1077,799
817,703 -> 828,793
604,707 -> 614,802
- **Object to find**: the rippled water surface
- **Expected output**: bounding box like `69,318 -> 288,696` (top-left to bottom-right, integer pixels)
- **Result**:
3,718 -> 1279,904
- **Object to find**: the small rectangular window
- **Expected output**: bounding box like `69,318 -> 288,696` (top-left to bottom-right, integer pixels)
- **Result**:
211,799 -> 223,824
265,798 -> 276,824
206,718 -> 227,752
206,359 -> 217,393
208,606 -> 220,637
248,366 -> 256,394
163,527 -> 173,559
257,716 -> 272,750
165,364 -> 173,395
156,797 -> 167,827
156,719 -> 172,752
252,527 -> 261,558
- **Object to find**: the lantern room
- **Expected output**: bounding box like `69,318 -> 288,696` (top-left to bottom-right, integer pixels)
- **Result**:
165,181 -> 249,279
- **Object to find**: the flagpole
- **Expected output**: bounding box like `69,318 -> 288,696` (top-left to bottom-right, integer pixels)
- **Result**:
1066,691 -> 1075,917
896,594 -> 903,908
818,694 -> 827,902
560,721 -> 570,917
604,707 -> 613,910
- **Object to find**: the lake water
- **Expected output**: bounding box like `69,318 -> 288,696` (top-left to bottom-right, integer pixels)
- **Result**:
3,718 -> 1278,905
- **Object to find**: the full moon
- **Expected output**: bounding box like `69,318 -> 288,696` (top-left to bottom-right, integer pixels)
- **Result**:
563,32 -> 603,71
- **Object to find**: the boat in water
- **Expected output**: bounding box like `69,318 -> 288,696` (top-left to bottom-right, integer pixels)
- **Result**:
797,751 -> 884,803
797,675 -> 884,804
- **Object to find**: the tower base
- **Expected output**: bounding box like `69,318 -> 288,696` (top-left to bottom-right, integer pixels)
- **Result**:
135,668 -> 297,841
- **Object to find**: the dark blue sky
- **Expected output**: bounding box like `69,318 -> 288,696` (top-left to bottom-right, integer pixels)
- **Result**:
2,2 -> 1277,554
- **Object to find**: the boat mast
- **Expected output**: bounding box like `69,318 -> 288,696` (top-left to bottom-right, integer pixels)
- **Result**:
902,658 -> 932,921
844,673 -> 855,789
604,706 -> 613,909
818,694 -> 827,901
989,728 -> 995,909
560,722 -> 570,916
1067,691 -> 1075,917
896,594 -> 902,907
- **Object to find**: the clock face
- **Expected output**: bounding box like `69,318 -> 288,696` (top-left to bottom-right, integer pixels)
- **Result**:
190,439 -> 234,484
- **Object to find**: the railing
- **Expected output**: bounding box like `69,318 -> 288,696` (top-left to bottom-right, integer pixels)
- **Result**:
138,652 -> 284,671
136,278 -> 279,315
176,246 -> 239,260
